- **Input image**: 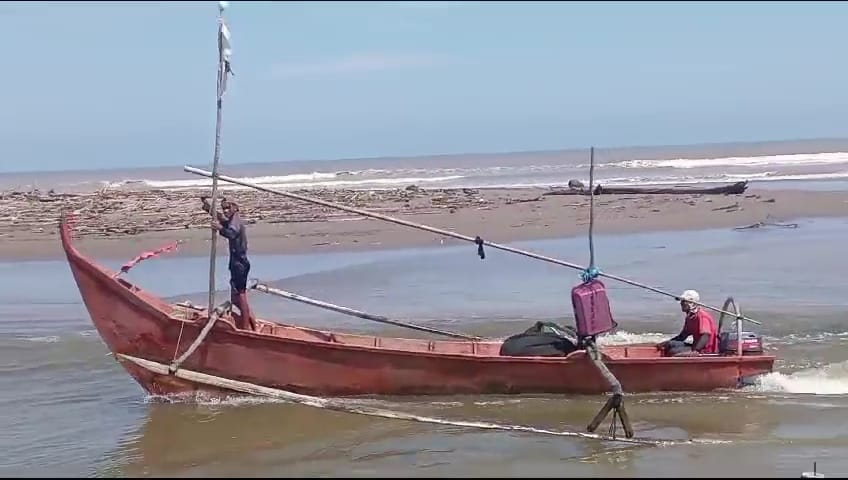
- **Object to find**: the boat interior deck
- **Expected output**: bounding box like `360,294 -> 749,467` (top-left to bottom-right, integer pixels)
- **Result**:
170,302 -> 669,360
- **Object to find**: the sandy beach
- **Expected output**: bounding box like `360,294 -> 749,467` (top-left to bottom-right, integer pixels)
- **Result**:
2,184 -> 847,262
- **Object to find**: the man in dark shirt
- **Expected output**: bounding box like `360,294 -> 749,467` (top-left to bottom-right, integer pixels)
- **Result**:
201,195 -> 256,331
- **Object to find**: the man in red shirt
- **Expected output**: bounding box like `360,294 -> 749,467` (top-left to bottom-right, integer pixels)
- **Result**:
656,289 -> 719,356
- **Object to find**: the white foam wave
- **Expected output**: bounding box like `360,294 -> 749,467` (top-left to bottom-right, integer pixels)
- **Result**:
25,335 -> 60,343
250,170 -> 848,192
606,152 -> 848,170
146,391 -> 288,406
559,171 -> 848,189
747,361 -> 848,395
597,331 -> 667,346
767,331 -> 848,344
260,175 -> 465,189
472,399 -> 523,406
146,175 -> 465,191
145,171 -> 340,189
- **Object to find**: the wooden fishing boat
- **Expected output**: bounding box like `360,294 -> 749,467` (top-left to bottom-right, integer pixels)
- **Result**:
60,4 -> 776,424
60,215 -> 776,398
544,180 -> 749,196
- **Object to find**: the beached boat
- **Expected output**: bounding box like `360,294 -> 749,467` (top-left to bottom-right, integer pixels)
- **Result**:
60,215 -> 776,398
544,180 -> 749,196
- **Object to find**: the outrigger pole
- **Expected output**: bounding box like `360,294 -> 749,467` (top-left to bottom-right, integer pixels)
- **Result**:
251,282 -> 482,341
182,165 -> 762,326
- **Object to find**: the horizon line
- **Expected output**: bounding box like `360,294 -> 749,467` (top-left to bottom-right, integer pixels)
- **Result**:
3,135 -> 848,176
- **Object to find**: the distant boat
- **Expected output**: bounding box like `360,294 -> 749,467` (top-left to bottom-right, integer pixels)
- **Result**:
545,180 -> 749,196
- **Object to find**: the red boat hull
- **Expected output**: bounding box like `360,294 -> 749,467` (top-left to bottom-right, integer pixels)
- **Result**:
60,217 -> 775,398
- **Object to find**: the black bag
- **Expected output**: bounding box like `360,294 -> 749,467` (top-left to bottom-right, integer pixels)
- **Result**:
499,321 -> 578,357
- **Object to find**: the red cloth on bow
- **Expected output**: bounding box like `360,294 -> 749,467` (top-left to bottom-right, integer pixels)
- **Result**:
118,241 -> 181,274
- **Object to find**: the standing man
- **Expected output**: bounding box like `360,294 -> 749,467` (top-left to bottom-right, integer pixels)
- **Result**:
202,195 -> 256,331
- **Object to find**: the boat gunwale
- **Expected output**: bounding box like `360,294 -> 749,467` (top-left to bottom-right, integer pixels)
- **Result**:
59,215 -> 777,366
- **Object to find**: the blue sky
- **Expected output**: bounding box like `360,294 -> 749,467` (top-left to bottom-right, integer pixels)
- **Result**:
2,1 -> 847,172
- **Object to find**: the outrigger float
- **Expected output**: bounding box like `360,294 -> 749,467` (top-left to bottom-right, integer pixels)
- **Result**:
61,2 -> 775,443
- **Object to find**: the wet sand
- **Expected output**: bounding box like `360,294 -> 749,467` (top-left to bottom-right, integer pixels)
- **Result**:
1,185 -> 848,262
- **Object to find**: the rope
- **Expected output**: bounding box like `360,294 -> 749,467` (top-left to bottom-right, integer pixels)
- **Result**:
581,147 -> 601,283
169,300 -> 231,373
588,146 -> 597,274
181,166 -> 762,326
172,321 -> 186,363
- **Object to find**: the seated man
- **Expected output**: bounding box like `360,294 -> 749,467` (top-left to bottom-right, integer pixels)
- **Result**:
656,289 -> 718,356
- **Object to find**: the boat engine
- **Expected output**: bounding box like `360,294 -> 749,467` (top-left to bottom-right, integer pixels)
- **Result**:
717,296 -> 764,355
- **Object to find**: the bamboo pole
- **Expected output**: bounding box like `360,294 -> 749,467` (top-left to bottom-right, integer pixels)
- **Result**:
182,165 -> 762,326
169,300 -> 231,373
584,342 -> 634,438
588,146 -> 596,270
252,282 -> 481,340
205,2 -> 229,321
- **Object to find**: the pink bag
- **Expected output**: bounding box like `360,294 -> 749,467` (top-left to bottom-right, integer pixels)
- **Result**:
571,279 -> 617,338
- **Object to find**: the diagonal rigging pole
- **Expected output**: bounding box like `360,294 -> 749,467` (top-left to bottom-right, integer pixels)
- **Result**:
251,282 -> 482,340
182,165 -> 762,326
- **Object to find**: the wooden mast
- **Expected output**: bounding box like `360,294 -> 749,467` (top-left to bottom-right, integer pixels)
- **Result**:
206,1 -> 231,315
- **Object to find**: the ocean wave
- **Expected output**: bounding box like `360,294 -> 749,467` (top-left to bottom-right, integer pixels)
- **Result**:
552,171 -> 848,189
597,331 -> 667,345
135,170 -> 848,192
746,361 -> 848,395
613,171 -> 848,185
144,171 -> 340,189
72,152 -> 848,194
600,152 -> 848,170
766,331 -> 848,344
23,335 -> 60,343
148,175 -> 467,191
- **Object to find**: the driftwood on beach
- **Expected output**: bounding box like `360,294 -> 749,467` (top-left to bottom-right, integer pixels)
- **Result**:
0,186 -> 495,239
0,180 -> 807,258
544,181 -> 749,196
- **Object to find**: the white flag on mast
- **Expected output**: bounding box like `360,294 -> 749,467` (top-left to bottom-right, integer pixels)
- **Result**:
218,16 -> 233,98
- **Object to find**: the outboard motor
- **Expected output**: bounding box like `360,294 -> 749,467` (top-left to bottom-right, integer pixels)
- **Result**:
717,296 -> 764,356
719,330 -> 764,355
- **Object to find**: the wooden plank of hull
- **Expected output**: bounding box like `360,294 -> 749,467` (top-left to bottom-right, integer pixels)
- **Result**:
59,216 -> 775,397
